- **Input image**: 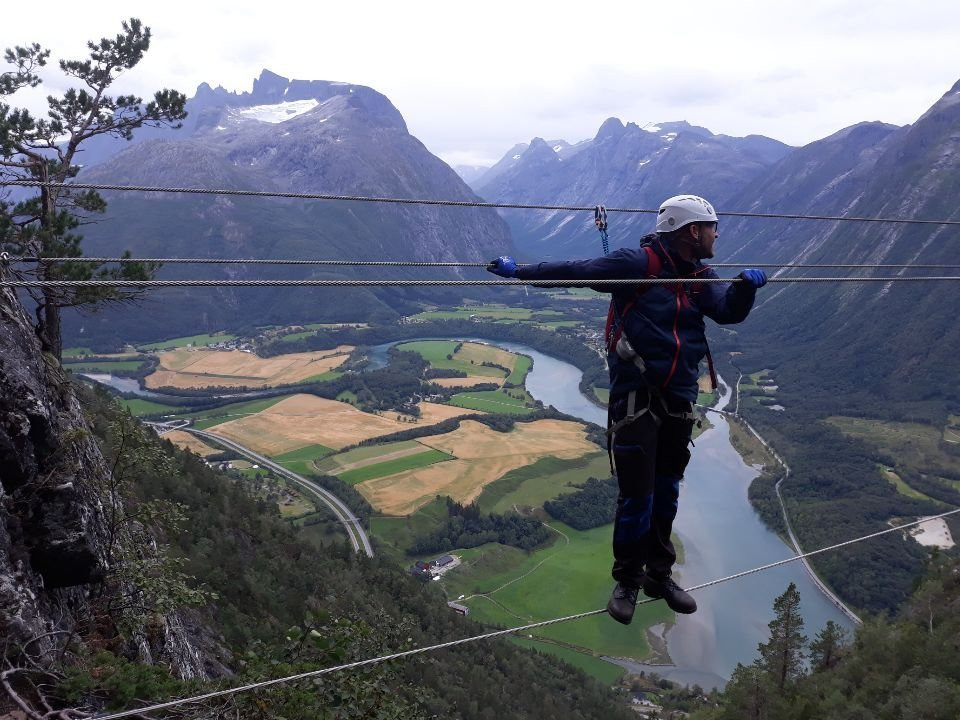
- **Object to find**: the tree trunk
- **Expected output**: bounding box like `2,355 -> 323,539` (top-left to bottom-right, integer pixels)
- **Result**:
43,297 -> 62,360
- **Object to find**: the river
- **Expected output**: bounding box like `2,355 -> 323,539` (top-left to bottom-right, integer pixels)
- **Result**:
99,338 -> 853,687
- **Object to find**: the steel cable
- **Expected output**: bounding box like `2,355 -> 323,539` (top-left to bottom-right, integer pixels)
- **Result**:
3,276 -> 960,290
6,255 -> 960,270
4,180 -> 960,226
91,508 -> 960,720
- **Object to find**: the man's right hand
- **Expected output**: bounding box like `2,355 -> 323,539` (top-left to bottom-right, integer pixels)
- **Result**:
487,256 -> 518,278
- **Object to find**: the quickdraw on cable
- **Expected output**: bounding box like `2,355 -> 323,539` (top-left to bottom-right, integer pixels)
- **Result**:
594,205 -> 609,255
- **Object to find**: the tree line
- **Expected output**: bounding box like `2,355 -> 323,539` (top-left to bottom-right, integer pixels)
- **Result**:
409,497 -> 553,554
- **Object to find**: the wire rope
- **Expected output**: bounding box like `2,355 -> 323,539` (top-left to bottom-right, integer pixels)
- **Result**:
3,277 -> 960,290
4,180 -> 960,226
91,507 -> 960,720
6,255 -> 960,271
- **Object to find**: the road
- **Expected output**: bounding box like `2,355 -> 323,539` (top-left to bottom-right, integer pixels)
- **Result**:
147,421 -> 374,557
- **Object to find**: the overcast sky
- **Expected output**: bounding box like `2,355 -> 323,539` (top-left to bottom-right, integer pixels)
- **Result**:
5,0 -> 960,167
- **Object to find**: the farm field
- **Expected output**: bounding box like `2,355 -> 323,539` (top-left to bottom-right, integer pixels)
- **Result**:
449,389 -> 534,415
355,419 -> 595,515
504,355 -> 533,385
209,395 -> 475,455
65,360 -> 147,372
272,444 -> 335,475
162,430 -> 221,457
431,377 -> 500,389
316,440 -> 426,474
338,449 -> 454,485
119,398 -> 185,416
144,347 -> 354,389
396,340 -> 512,378
441,521 -> 673,668
405,305 -> 535,322
183,396 -> 291,430
477,453 -> 610,514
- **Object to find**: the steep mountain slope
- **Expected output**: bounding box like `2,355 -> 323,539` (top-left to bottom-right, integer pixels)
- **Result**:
474,119 -> 791,258
709,80 -> 960,613
720,80 -> 960,410
62,71 -> 512,344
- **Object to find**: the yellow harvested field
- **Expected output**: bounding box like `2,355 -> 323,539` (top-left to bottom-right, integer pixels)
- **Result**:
432,376 -> 502,389
210,395 -> 477,455
357,419 -> 595,515
144,346 -> 353,389
457,342 -> 516,371
417,401 -> 480,424
163,430 -> 220,457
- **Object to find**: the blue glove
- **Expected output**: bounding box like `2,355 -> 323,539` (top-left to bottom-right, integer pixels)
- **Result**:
487,256 -> 518,278
739,269 -> 767,288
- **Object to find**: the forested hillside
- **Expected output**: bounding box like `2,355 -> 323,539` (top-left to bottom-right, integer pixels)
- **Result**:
8,384 -> 634,719
689,556 -> 960,720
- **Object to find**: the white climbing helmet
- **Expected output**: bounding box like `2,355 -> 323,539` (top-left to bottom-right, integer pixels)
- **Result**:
655,195 -> 718,233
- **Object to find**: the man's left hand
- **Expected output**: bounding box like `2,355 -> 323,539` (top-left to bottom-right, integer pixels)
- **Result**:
739,269 -> 767,288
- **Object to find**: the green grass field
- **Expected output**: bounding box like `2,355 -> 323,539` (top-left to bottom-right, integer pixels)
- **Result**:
504,355 -> 532,385
539,321 -> 581,329
448,390 -> 535,415
62,346 -> 95,358
272,444 -> 335,475
120,398 -> 186,416
396,340 -> 506,378
315,440 -> 425,473
508,636 -> 624,684
338,449 -> 454,485
183,395 -> 290,430
137,332 -> 238,351
881,466 -> 937,502
477,453 -> 610,514
406,305 -> 535,322
441,521 -> 673,664
593,387 -> 610,404
296,371 -> 344,384
370,496 -> 451,554
65,360 -> 147,372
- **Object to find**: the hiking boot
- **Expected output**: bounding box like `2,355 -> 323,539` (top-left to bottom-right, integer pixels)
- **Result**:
607,582 -> 640,625
642,574 -> 697,614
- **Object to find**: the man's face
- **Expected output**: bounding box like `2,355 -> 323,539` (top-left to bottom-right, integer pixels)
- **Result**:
692,222 -> 718,259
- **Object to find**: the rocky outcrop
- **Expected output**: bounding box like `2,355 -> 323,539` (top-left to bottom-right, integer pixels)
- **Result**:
0,275 -> 111,658
0,272 -> 219,679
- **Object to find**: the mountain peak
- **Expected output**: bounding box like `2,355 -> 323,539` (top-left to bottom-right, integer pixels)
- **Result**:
595,117 -> 626,141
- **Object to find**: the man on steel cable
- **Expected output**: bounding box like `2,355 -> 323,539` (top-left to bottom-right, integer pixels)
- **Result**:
488,195 -> 767,623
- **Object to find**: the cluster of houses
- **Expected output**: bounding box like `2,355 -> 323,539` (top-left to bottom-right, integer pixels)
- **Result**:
204,340 -> 254,352
409,554 -> 461,581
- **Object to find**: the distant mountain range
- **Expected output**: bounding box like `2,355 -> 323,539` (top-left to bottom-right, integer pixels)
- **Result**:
65,70 -> 513,344
470,120 -> 791,258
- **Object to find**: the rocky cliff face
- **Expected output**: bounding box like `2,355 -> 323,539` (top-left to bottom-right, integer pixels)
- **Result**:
0,273 -> 213,679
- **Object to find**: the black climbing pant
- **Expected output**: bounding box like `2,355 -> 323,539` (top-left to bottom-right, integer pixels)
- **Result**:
608,389 -> 695,588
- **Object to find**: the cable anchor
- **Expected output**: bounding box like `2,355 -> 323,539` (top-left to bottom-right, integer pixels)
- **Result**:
594,205 -> 610,255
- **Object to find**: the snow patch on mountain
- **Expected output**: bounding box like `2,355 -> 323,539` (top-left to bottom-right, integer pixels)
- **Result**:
232,99 -> 320,124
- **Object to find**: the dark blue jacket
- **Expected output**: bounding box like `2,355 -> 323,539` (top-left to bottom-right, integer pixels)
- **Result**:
516,236 -> 757,402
